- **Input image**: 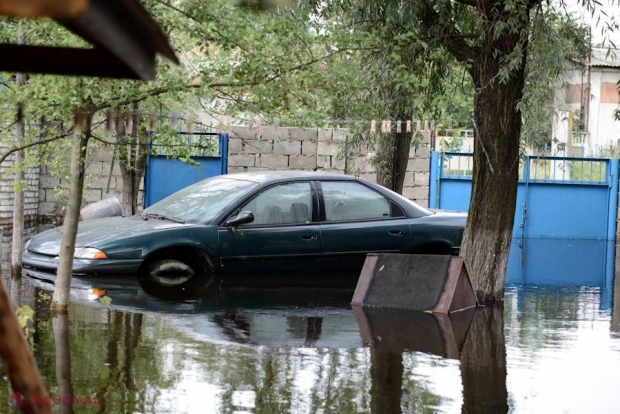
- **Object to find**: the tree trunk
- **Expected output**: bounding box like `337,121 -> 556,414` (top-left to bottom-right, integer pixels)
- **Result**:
53,111 -> 92,311
460,305 -> 508,414
370,349 -> 403,414
376,130 -> 412,194
120,167 -> 135,216
10,30 -> 27,298
53,312 -> 74,414
119,104 -> 147,215
460,9 -> 529,304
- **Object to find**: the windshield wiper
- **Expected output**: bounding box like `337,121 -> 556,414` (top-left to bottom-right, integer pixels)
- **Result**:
143,213 -> 186,224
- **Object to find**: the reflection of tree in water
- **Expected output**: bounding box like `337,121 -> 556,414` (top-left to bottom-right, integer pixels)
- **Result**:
460,305 -> 508,414
504,287 -> 600,352
30,303 -> 183,414
205,311 -> 443,413
53,312 -> 73,414
401,354 -> 443,413
7,300 -> 449,414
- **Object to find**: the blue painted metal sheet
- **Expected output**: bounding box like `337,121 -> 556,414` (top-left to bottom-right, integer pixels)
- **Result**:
429,151 -> 618,241
521,183 -> 608,239
506,238 -> 611,286
144,133 -> 229,207
430,151 -> 617,299
505,238 -> 614,310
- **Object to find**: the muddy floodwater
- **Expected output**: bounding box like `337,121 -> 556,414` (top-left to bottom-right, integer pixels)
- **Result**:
2,239 -> 620,413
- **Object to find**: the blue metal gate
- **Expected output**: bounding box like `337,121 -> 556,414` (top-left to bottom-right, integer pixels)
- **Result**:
428,151 -> 618,298
144,132 -> 229,207
429,151 -> 619,241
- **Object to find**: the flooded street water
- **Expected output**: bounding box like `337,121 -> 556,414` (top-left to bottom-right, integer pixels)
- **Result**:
2,240 -> 620,413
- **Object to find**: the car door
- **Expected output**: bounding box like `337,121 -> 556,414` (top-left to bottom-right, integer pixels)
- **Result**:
318,180 -> 411,271
218,181 -> 321,274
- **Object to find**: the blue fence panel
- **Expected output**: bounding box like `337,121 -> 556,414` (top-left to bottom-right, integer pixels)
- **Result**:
144,133 -> 229,207
521,184 -> 608,239
437,179 -> 472,212
429,151 -> 618,241
431,151 -> 617,297
505,239 -> 611,286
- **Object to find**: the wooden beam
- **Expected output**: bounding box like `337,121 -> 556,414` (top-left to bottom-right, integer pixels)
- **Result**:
58,0 -> 172,80
0,44 -> 144,79
0,0 -> 87,19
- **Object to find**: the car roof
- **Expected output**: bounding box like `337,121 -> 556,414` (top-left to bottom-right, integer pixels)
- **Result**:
221,170 -> 357,184
214,170 -> 433,219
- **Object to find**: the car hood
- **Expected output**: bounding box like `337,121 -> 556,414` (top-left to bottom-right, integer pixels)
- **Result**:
28,216 -> 186,256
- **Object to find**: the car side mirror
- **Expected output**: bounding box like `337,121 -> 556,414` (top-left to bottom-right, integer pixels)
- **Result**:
225,211 -> 254,227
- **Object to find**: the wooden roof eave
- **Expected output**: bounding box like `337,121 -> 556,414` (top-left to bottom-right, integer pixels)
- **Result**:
0,0 -> 88,19
56,0 -> 179,80
0,0 -> 178,80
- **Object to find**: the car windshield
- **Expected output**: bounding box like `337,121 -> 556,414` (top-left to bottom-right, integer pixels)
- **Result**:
143,177 -> 258,224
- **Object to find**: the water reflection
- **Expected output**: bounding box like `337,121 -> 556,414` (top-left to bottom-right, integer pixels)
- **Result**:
3,233 -> 620,414
506,238 -> 615,311
53,312 -> 73,414
460,305 -> 508,414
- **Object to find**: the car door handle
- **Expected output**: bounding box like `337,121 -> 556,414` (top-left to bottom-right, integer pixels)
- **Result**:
300,234 -> 318,241
388,229 -> 403,236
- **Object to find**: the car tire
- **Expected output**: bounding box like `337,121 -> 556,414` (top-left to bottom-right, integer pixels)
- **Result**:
146,259 -> 196,286
138,256 -> 213,299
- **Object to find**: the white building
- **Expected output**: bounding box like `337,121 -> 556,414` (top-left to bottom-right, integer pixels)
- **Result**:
553,47 -> 620,157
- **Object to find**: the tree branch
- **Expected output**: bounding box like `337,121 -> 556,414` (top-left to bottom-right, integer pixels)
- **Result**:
96,46 -> 370,112
0,128 -> 73,165
419,3 -> 476,65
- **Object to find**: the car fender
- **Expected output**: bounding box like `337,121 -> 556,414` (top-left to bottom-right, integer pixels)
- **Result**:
103,225 -> 219,265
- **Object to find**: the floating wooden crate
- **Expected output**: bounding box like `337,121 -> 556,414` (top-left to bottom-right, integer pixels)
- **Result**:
352,253 -> 478,313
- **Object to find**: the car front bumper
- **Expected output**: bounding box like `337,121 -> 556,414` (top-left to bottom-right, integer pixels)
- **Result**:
22,249 -> 143,284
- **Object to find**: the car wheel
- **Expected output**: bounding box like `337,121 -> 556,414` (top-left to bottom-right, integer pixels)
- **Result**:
138,256 -> 213,299
146,259 -> 196,287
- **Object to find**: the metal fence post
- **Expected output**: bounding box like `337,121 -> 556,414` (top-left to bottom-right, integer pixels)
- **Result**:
429,151 -> 440,209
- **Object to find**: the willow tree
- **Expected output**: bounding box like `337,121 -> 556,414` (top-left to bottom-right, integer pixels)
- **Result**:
310,0 -> 599,303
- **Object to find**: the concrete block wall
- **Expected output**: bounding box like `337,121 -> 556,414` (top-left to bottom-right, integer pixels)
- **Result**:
0,144 -> 40,273
228,126 -> 431,207
37,146 -> 125,231
33,126 -> 433,235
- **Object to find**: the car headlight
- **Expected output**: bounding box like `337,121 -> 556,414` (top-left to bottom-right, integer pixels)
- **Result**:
74,247 -> 108,260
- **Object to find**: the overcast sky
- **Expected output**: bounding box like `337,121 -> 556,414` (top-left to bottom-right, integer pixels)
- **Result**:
565,0 -> 620,46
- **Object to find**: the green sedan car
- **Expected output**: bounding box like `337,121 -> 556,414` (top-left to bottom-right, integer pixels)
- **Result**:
23,171 -> 466,290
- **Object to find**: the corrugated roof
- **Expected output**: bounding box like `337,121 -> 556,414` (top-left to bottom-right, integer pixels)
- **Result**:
589,47 -> 620,67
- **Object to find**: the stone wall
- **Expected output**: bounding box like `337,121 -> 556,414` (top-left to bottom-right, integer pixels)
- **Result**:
35,127 -> 433,231
37,147 -> 127,232
0,145 -> 40,273
227,126 -> 432,207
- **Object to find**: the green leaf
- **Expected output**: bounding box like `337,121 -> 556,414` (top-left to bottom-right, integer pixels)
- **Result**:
99,296 -> 112,305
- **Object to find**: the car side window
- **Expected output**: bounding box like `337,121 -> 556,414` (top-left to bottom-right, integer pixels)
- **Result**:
240,182 -> 313,225
322,181 -> 392,221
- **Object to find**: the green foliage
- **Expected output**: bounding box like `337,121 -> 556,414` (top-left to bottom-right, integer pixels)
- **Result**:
15,305 -> 35,346
99,296 -> 112,305
519,6 -> 590,151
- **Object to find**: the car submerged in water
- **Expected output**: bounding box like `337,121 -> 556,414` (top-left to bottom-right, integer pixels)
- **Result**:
23,171 -> 466,291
